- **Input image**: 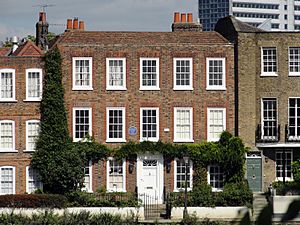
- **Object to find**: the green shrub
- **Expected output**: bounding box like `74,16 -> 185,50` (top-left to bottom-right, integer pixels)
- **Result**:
66,191 -> 140,207
0,194 -> 67,208
216,181 -> 253,206
272,181 -> 300,195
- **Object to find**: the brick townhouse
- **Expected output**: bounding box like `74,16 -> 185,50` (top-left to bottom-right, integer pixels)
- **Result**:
216,16 -> 300,192
53,13 -> 235,202
0,12 -> 235,200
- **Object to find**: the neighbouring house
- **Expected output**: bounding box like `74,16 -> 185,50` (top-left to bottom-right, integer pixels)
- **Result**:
216,16 -> 300,192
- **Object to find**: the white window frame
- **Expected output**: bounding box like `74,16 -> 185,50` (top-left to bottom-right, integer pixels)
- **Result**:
275,150 -> 293,182
0,69 -> 16,102
261,47 -> 278,76
82,161 -> 93,192
26,166 -> 43,193
261,98 -> 278,140
106,58 -> 126,90
106,158 -> 126,192
0,166 -> 15,195
140,107 -> 159,142
207,164 -> 225,192
25,120 -> 40,152
207,108 -> 226,142
173,107 -> 193,142
72,57 -> 93,91
72,107 -> 92,142
288,97 -> 300,141
139,57 -> 160,90
206,58 -> 226,90
106,107 -> 126,143
173,58 -> 193,90
289,47 -> 300,76
0,120 -> 16,152
174,159 -> 193,192
25,68 -> 43,101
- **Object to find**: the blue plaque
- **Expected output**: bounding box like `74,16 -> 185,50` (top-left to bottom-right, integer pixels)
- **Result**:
128,126 -> 137,136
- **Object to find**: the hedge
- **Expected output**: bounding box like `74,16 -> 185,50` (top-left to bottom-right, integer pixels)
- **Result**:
0,194 -> 67,208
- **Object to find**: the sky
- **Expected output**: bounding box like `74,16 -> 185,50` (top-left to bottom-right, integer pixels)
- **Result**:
0,0 -> 198,42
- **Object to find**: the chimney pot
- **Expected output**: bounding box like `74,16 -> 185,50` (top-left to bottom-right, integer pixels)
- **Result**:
174,12 -> 180,23
79,21 -> 85,30
39,12 -> 46,22
73,17 -> 79,29
181,13 -> 187,23
67,19 -> 72,30
187,13 -> 193,23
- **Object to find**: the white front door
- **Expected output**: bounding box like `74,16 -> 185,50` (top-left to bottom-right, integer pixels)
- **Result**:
137,154 -> 164,204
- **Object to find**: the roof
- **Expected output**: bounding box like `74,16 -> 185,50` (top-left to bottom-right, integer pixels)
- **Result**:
218,16 -> 264,33
0,47 -> 11,56
12,40 -> 42,56
55,30 -> 230,46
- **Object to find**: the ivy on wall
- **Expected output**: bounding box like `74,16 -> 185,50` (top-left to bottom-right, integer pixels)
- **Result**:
31,48 -> 248,194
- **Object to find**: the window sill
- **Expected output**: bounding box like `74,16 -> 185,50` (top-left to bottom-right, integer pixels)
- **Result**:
0,150 -> 18,153
212,188 -> 224,192
173,139 -> 194,143
139,87 -> 160,91
140,138 -> 159,142
106,139 -> 126,143
173,87 -> 194,91
207,138 -> 220,142
206,87 -> 226,91
289,73 -> 300,77
106,87 -> 127,91
23,150 -> 35,153
173,188 -> 192,192
0,100 -> 17,103
106,190 -> 127,193
72,87 -> 94,91
260,73 -> 278,77
23,99 -> 41,102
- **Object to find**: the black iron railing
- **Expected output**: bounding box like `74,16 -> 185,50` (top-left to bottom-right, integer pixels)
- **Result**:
285,124 -> 300,142
256,124 -> 280,143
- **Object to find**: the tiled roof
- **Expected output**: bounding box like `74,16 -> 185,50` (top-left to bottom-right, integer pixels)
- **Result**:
12,40 -> 42,56
0,47 -> 11,56
56,30 -> 230,45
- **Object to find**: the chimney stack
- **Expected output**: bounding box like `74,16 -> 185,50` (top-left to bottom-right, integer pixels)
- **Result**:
66,18 -> 85,31
73,17 -> 79,29
67,19 -> 72,30
36,11 -> 49,50
79,21 -> 85,30
172,12 -> 202,32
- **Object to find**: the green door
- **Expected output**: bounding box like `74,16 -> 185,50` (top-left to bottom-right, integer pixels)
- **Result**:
247,157 -> 262,192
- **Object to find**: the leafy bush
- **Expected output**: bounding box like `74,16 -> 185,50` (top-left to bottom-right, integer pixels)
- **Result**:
292,159 -> 300,184
66,191 -> 140,207
272,181 -> 300,195
216,181 -> 253,206
0,194 -> 67,208
0,211 -> 137,225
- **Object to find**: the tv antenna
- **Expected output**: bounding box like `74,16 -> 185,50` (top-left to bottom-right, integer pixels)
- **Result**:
32,4 -> 55,12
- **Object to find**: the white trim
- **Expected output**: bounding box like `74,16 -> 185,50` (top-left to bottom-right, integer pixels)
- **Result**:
25,68 -> 43,101
0,120 -> 15,152
0,69 -> 16,101
207,164 -> 224,192
106,107 -> 126,143
173,159 -> 193,192
25,120 -> 40,152
82,161 -> 93,193
275,150 -> 293,182
207,108 -> 226,142
72,107 -> 92,142
261,98 -> 278,140
173,58 -> 193,90
288,47 -> 300,76
139,57 -> 160,90
106,58 -> 127,90
140,107 -> 159,142
260,47 -> 278,76
0,166 -> 15,195
72,57 -> 93,91
26,166 -> 43,193
206,58 -> 226,90
173,107 -> 194,142
288,97 -> 300,140
106,158 -> 126,192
